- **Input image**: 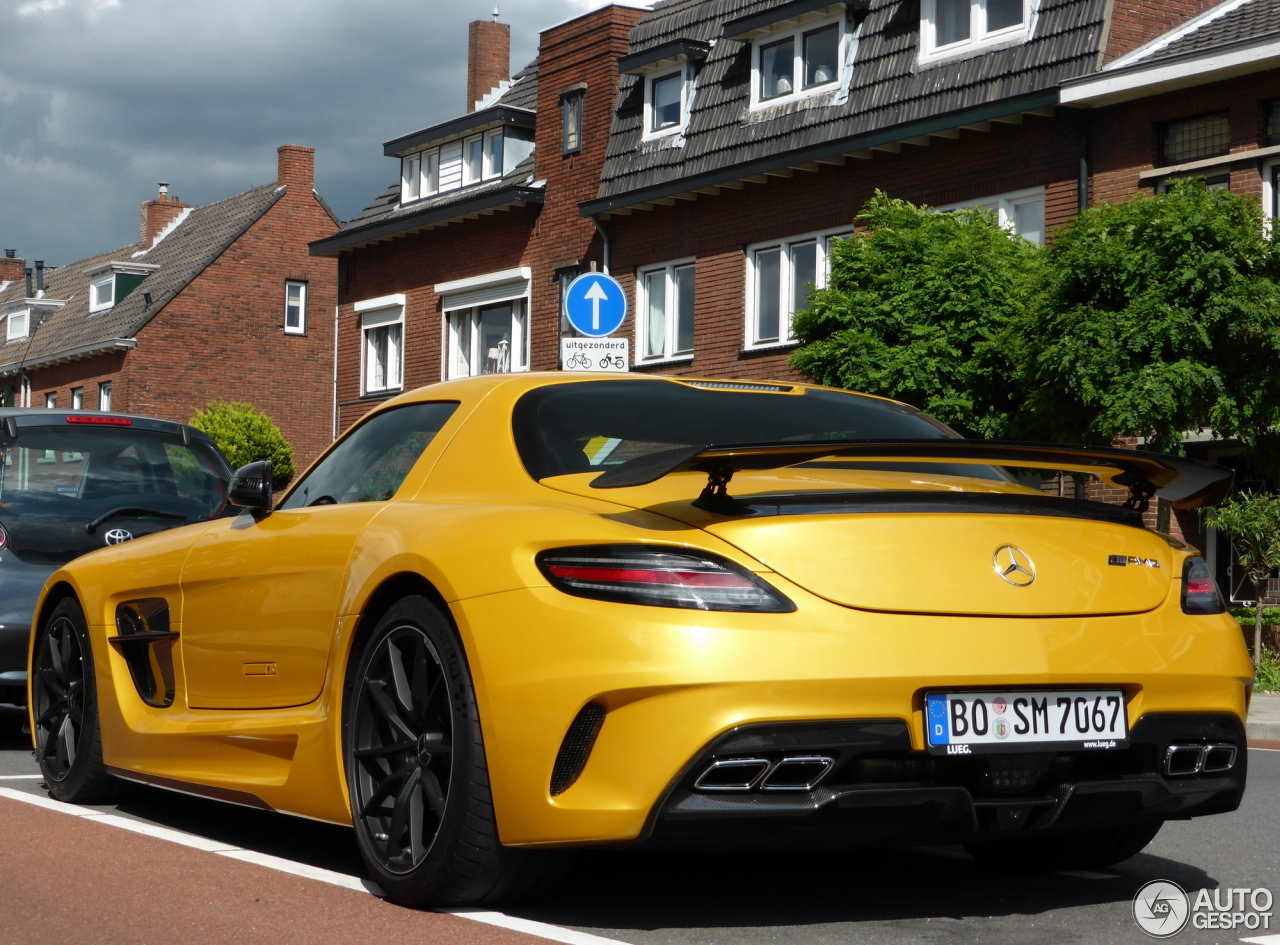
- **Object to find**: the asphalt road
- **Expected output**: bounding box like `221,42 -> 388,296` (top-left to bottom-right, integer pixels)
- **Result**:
1,707 -> 1277,945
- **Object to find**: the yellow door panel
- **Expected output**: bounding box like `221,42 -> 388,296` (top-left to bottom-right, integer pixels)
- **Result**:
179,505 -> 386,709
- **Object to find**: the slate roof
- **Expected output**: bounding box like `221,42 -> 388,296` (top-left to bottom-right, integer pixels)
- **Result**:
314,61 -> 543,254
587,0 -> 1109,211
0,184 -> 283,375
1135,0 -> 1280,64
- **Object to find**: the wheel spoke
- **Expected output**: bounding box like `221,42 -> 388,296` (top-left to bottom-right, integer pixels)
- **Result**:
386,767 -> 423,857
422,769 -> 447,818
57,715 -> 77,770
407,778 -> 426,863
387,639 -> 415,720
353,741 -> 414,759
365,677 -> 419,743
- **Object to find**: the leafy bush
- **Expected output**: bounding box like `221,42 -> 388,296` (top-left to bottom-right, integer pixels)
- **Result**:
1255,648 -> 1280,694
189,401 -> 296,485
790,190 -> 1040,438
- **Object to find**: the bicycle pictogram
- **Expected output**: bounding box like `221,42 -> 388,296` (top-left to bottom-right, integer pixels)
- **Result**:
566,351 -> 591,369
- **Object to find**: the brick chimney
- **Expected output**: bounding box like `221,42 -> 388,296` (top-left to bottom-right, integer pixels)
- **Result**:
468,14 -> 510,112
139,183 -> 191,249
0,249 -> 23,285
277,144 -> 315,193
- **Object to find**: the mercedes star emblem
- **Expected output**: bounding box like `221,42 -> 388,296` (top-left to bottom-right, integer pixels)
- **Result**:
103,528 -> 134,545
994,544 -> 1035,587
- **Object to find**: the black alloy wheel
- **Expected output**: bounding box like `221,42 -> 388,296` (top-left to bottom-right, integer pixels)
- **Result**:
31,596 -> 118,803
344,596 -> 554,907
349,620 -> 455,874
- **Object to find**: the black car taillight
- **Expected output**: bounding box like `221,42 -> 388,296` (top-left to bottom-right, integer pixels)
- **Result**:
537,545 -> 795,613
1181,556 -> 1225,614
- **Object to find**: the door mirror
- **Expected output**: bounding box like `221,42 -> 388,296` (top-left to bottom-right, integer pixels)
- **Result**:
228,461 -> 273,512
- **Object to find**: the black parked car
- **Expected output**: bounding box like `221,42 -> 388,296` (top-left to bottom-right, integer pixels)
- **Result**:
0,409 -> 233,708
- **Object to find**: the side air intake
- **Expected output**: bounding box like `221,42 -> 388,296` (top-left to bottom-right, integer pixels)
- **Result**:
550,703 -> 606,796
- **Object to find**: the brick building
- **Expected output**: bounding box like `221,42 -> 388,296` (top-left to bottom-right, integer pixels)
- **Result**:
0,146 -> 340,468
311,6 -> 646,431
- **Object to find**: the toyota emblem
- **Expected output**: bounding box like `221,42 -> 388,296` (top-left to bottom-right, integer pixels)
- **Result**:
104,528 -> 134,545
993,544 -> 1035,587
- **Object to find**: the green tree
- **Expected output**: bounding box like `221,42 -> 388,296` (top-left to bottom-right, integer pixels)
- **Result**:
1203,491 -> 1280,663
790,191 -> 1040,437
1016,179 -> 1280,456
189,401 -> 296,485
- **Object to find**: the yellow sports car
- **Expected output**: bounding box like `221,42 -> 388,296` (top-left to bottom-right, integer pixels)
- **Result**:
28,373 -> 1251,907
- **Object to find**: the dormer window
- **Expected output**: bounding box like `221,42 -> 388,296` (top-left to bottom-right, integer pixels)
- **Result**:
920,0 -> 1034,63
6,307 -> 28,341
759,21 -> 840,101
385,105 -> 534,208
83,261 -> 158,314
620,38 -> 710,141
90,273 -> 115,313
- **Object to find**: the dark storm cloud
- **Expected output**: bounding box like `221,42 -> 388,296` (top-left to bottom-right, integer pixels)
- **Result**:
0,0 -> 633,266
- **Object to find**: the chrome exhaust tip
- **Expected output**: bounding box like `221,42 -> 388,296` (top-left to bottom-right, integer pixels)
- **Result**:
1163,742 -> 1237,777
693,758 -> 771,791
760,755 -> 835,791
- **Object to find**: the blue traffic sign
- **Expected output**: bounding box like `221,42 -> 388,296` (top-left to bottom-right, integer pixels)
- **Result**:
564,272 -> 627,337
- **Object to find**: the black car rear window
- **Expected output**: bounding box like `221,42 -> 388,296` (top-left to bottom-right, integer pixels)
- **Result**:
512,380 -> 982,481
0,426 -> 229,520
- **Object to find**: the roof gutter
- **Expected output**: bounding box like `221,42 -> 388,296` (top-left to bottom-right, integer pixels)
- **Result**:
0,338 -> 137,378
579,90 -> 1059,217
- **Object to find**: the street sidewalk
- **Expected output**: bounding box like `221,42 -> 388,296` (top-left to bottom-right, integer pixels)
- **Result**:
1248,691 -> 1280,744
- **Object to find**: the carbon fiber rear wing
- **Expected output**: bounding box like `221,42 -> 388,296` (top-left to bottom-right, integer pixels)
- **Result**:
588,439 -> 1232,514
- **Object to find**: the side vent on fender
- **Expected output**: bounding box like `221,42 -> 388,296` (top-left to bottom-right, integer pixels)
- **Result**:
109,599 -> 178,708
550,702 -> 606,796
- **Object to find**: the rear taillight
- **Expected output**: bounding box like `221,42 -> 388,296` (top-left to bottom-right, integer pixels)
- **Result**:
537,545 -> 795,613
1181,556 -> 1224,615
0,522 -> 7,552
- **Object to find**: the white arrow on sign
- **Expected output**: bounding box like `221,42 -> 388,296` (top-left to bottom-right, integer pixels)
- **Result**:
584,280 -> 609,332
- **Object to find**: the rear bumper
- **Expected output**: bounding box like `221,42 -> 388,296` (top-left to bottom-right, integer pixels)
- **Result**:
455,583 -> 1253,848
641,713 -> 1247,849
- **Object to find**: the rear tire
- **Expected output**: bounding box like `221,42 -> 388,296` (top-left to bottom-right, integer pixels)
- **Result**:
30,596 -> 120,804
964,819 -> 1163,872
343,595 -> 555,907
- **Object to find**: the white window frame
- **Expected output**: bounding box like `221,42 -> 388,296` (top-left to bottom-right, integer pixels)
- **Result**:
444,298 -> 529,380
750,14 -> 848,110
285,280 -> 307,334
461,130 -> 504,186
6,307 -> 29,341
563,92 -> 583,154
934,186 -> 1046,244
636,259 -> 696,363
1263,160 -> 1280,235
44,392 -> 56,409
98,381 -> 112,411
401,148 -> 441,206
71,387 -> 83,410
919,0 -> 1035,64
745,228 -> 849,350
89,273 -> 115,313
356,295 -> 406,396
644,65 -> 693,140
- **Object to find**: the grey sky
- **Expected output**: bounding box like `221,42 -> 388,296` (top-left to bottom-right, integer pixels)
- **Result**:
0,0 -> 635,267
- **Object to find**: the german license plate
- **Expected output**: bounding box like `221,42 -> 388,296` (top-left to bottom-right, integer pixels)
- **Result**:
925,689 -> 1127,755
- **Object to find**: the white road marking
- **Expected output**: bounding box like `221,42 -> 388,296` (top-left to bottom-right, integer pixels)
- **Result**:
1240,935 -> 1280,944
0,786 -> 625,945
0,774 -> 44,780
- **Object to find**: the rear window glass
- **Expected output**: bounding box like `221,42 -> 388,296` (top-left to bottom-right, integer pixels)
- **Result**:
513,380 -> 991,481
0,426 -> 229,520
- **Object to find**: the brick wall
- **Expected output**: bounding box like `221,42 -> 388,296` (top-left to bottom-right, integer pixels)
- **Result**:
28,146 -> 339,472
1100,0 -> 1225,66
1089,69 -> 1280,207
